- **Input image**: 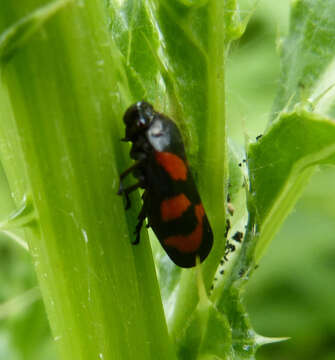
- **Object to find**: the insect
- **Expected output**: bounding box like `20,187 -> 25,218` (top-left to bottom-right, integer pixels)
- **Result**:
118,101 -> 213,268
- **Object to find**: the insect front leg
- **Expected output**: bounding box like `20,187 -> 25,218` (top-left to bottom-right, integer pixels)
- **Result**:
133,192 -> 149,245
118,160 -> 144,195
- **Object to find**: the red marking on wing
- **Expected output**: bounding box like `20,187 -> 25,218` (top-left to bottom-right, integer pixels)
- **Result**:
161,194 -> 191,222
194,203 -> 205,220
155,152 -> 187,180
164,204 -> 205,253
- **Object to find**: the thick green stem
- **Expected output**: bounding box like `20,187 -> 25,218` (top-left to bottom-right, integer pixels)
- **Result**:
169,0 -> 227,339
0,1 -> 175,359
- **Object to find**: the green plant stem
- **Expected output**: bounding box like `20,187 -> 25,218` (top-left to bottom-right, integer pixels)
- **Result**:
0,1 -> 175,359
168,0 -> 227,339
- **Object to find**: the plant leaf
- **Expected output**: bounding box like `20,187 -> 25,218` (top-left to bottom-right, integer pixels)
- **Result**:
247,0 -> 335,262
177,297 -> 232,360
108,0 -> 163,102
272,0 -> 335,119
0,0 -> 71,63
249,110 -> 335,262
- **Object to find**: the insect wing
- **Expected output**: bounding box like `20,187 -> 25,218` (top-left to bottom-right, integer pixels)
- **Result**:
145,117 -> 213,267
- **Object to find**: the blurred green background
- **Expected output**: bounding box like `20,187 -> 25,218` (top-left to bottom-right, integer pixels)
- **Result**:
0,0 -> 334,359
0,166 -> 57,359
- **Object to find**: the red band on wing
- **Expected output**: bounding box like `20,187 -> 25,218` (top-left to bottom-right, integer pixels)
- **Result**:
155,152 -> 187,180
164,204 -> 205,253
161,194 -> 191,222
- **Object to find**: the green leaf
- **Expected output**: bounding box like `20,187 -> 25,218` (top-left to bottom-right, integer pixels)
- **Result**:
248,110 -> 335,262
245,0 -> 335,263
108,0 -> 163,102
177,298 -> 232,360
0,195 -> 36,231
147,0 -> 241,340
0,0 -> 71,63
272,0 -> 335,119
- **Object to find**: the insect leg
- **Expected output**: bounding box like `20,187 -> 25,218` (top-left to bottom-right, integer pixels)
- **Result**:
133,192 -> 148,245
118,181 -> 143,210
118,161 -> 144,195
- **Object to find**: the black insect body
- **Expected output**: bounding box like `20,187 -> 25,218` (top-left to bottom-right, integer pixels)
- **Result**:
118,101 -> 213,268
